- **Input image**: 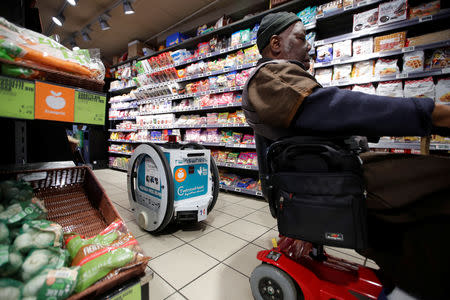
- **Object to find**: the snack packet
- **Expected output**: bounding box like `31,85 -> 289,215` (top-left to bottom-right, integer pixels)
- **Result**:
403,50 -> 424,73
352,83 -> 376,95
0,245 -> 23,277
0,198 -> 47,226
0,278 -> 23,300
375,58 -> 399,77
353,37 -> 373,56
316,44 -> 333,63
13,220 -> 63,254
333,40 -> 352,59
352,60 -> 375,79
404,77 -> 435,98
435,77 -> 450,103
376,81 -> 404,98
21,247 -> 70,281
332,64 -> 352,81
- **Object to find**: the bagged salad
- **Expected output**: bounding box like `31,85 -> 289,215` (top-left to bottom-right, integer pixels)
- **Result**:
13,220 -> 63,254
21,247 -> 69,281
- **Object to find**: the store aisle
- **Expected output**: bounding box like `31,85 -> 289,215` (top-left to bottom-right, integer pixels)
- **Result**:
93,169 -> 376,300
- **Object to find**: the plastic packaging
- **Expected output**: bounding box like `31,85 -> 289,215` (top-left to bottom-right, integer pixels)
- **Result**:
403,50 -> 424,73
316,44 -> 333,63
315,68 -> 333,85
376,80 -> 404,98
0,199 -> 47,226
353,37 -> 373,56
333,40 -> 352,59
352,60 -> 375,79
409,0 -> 440,19
0,278 -> 23,300
13,220 -> 63,254
375,58 -> 399,77
435,77 -> 450,103
377,0 -> 407,25
332,64 -> 352,81
374,32 -> 406,52
352,83 -> 376,95
353,8 -> 379,32
21,247 -> 69,281
404,77 -> 435,98
0,245 -> 23,277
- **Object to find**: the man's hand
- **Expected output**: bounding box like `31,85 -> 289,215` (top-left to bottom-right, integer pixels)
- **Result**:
432,104 -> 450,128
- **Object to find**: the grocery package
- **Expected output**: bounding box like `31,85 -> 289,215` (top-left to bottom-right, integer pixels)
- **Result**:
333,64 -> 352,81
351,60 -> 375,79
352,83 -> 376,95
333,40 -> 352,59
409,1 -> 440,19
318,1 -> 342,15
306,32 -> 316,48
430,48 -> 449,69
377,0 -> 407,25
316,44 -> 333,63
374,31 -> 406,52
0,17 -> 104,80
343,0 -> 353,7
0,179 -> 33,204
375,58 -> 399,77
315,68 -> 333,85
353,8 -> 379,32
406,29 -> 450,47
435,77 -> 450,103
13,220 -> 63,254
403,50 -> 424,73
21,247 -> 69,281
404,77 -> 435,98
0,278 -> 22,300
297,6 -> 317,25
353,37 -> 373,56
376,80 -> 404,97
0,199 -> 47,226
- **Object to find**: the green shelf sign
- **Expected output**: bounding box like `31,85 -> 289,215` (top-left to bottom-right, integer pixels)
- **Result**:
0,76 -> 35,120
74,90 -> 106,125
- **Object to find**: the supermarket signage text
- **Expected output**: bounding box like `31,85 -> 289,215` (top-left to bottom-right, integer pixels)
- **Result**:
0,76 -> 35,120
74,90 -> 106,125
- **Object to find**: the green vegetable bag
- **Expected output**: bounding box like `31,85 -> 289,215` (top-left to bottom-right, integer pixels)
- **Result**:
13,220 -> 63,254
65,230 -> 119,259
0,199 -> 47,226
0,278 -> 23,300
0,221 -> 10,244
0,180 -> 34,204
0,245 -> 23,277
21,248 -> 69,281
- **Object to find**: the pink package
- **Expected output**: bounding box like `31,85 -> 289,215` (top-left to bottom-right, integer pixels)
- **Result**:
207,113 -> 218,124
242,134 -> 255,144
238,153 -> 249,165
219,92 -> 234,104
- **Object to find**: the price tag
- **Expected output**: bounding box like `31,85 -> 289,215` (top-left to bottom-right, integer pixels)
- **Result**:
316,13 -> 324,19
213,104 -> 218,108
198,56 -> 204,60
237,44 -> 243,49
206,72 -> 212,76
256,192 -> 263,196
234,188 -> 241,192
230,87 -> 237,91
314,40 -> 324,47
220,49 -> 226,53
201,124 -> 206,127
333,59 -> 341,64
402,46 -> 415,53
442,67 -> 450,74
357,0 -> 367,6
396,73 -> 408,79
227,103 -> 235,106
344,5 -> 353,10
186,76 -> 191,80
218,89 -> 224,93
206,53 -> 212,57
419,15 -> 432,22
187,59 -> 192,63
237,65 -> 243,69
244,165 -> 251,169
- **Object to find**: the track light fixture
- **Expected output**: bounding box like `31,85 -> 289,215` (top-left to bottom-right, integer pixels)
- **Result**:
123,0 -> 135,15
70,40 -> 80,51
67,0 -> 79,6
81,25 -> 92,41
99,13 -> 111,31
52,13 -> 65,26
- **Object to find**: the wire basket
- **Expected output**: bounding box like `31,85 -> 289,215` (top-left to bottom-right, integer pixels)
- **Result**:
1,166 -> 147,299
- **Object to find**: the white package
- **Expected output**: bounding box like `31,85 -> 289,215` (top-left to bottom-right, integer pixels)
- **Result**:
333,64 -> 352,81
435,77 -> 450,103
315,68 -> 333,85
352,83 -> 376,95
375,58 -> 399,77
403,51 -> 425,73
376,80 -> 404,98
352,60 -> 375,79
378,0 -> 407,25
353,37 -> 373,56
333,40 -> 352,59
404,77 -> 435,99
353,8 -> 379,32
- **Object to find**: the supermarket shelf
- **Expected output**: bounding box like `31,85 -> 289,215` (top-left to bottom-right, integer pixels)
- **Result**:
110,105 -> 138,111
139,62 -> 257,91
109,165 -> 128,172
369,141 -> 450,150
138,103 -> 242,116
322,68 -> 450,87
315,0 -> 382,20
216,162 -> 258,171
136,85 -> 245,105
109,85 -> 137,94
219,184 -> 263,197
108,151 -> 133,156
108,129 -> 137,132
314,41 -> 450,69
108,139 -> 256,149
136,123 -> 250,130
109,116 -> 137,121
314,9 -> 450,47
109,97 -> 136,104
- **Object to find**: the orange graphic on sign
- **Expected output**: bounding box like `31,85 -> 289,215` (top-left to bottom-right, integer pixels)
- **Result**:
35,81 -> 75,122
175,168 -> 187,182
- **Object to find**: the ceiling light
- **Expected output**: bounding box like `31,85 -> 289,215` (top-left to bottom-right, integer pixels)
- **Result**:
99,19 -> 110,30
52,13 -> 65,26
123,1 -> 135,15
81,31 -> 91,41
70,41 -> 80,51
67,0 -> 79,6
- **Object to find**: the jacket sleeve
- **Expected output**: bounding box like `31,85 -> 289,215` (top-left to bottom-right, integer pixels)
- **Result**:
292,87 -> 436,137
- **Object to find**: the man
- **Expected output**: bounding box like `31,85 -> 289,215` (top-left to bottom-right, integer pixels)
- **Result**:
243,12 -> 450,300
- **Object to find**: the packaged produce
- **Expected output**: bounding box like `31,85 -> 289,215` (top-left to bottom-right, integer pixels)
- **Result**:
22,267 -> 79,300
406,29 -> 450,47
353,37 -> 373,56
316,44 -> 333,63
318,1 -> 342,14
306,31 -> 316,48
374,32 -> 406,52
0,278 -> 23,300
21,247 -> 69,281
409,1 -> 440,19
353,8 -> 379,32
240,29 -> 251,44
0,222 -> 9,244
352,60 -> 375,79
0,245 -> 23,277
376,80 -> 404,97
65,228 -> 122,259
333,64 -> 352,81
377,0 -> 407,25
352,83 -> 376,95
0,199 -> 46,226
297,6 -> 317,25
333,40 -> 352,59
404,77 -> 435,98
315,68 -> 333,85
431,48 -> 449,69
435,77 -> 450,103
13,220 -> 63,254
0,17 -> 104,79
0,180 -> 33,204
403,50 -> 424,73
375,58 -> 399,76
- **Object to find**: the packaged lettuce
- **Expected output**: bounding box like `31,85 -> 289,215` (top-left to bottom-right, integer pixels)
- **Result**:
0,180 -> 33,204
65,230 -> 120,259
22,267 -> 79,300
13,220 -> 63,254
74,247 -> 135,293
0,245 -> 23,277
0,278 -> 23,300
0,199 -> 46,226
21,248 -> 69,281
0,222 -> 9,244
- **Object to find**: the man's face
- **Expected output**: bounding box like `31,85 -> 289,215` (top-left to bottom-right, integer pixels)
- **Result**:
277,22 -> 311,69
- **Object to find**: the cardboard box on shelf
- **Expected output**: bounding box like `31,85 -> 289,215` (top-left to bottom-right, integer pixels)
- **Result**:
406,29 -> 450,47
166,32 -> 189,47
128,40 -> 144,58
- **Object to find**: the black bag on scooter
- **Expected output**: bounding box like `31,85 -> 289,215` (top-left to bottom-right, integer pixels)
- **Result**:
267,136 -> 368,249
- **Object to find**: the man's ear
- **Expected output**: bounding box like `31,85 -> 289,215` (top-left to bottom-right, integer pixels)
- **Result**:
269,35 -> 281,55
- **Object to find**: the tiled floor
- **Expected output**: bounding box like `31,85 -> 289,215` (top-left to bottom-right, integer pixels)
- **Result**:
93,169 -> 378,300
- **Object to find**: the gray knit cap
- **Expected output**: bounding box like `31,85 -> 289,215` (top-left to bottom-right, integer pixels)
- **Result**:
256,12 -> 301,52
